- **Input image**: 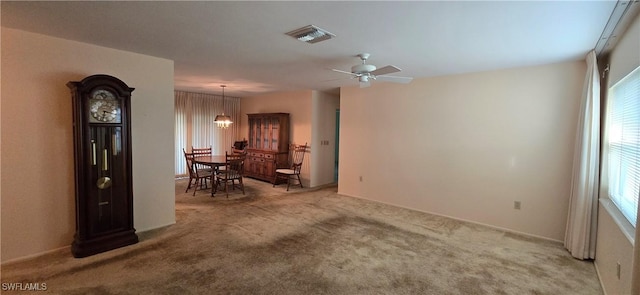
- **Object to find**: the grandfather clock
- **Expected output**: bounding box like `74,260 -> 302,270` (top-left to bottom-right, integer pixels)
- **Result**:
67,74 -> 138,258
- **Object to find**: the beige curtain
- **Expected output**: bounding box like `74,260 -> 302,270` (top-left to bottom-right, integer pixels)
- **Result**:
174,90 -> 241,176
564,50 -> 600,259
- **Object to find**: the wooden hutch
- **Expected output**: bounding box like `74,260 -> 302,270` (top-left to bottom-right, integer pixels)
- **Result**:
245,113 -> 290,183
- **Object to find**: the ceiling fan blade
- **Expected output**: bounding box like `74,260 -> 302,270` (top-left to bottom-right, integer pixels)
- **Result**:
376,75 -> 413,84
371,65 -> 401,76
332,69 -> 358,76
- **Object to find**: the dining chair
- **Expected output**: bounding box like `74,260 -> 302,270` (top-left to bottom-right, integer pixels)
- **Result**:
231,148 -> 248,156
231,140 -> 248,154
216,152 -> 245,198
232,140 -> 248,151
273,143 -> 307,191
183,148 -> 213,196
183,149 -> 198,193
191,145 -> 213,173
192,145 -> 212,157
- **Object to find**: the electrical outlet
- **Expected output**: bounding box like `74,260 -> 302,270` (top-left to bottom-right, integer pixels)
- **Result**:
514,201 -> 521,210
617,262 -> 621,279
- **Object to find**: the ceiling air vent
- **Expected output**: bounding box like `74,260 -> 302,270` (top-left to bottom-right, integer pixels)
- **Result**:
286,25 -> 335,44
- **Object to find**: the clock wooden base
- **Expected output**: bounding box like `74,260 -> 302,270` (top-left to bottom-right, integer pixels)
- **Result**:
71,230 -> 138,258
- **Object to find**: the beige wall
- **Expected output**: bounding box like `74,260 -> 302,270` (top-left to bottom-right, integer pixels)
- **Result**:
240,90 -> 313,186
311,91 -> 340,187
608,11 -> 640,87
595,12 -> 640,295
596,202 -> 634,295
1,28 -> 176,262
339,61 -> 585,241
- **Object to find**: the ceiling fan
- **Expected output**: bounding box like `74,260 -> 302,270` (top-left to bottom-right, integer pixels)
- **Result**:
331,53 -> 413,88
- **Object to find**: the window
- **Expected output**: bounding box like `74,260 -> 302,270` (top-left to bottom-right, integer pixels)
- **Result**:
174,91 -> 240,176
606,66 -> 640,227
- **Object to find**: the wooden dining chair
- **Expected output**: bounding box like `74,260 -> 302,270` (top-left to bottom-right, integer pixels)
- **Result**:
191,145 -> 213,173
273,143 -> 307,191
192,146 -> 212,158
183,149 -> 213,196
183,149 -> 198,193
232,140 -> 248,151
216,152 -> 245,198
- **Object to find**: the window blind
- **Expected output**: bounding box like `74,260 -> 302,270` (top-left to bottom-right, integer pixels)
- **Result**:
607,66 -> 640,227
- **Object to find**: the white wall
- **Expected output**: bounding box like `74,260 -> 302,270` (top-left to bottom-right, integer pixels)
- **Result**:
595,11 -> 640,295
1,28 -> 176,262
240,90 -> 313,187
339,61 -> 585,241
311,91 -> 340,187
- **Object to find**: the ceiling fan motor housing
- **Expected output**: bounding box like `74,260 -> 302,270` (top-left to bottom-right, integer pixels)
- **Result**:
351,64 -> 376,74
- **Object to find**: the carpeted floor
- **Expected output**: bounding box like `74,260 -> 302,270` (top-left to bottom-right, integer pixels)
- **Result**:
1,178 -> 602,294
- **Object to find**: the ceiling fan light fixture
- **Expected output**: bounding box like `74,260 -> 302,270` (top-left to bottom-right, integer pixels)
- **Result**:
286,25 -> 335,44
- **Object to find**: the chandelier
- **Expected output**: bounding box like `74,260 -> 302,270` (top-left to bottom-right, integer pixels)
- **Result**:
214,85 -> 232,129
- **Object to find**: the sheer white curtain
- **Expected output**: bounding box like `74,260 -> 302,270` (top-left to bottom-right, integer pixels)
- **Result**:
175,90 -> 240,176
564,50 -> 600,259
175,95 -> 191,176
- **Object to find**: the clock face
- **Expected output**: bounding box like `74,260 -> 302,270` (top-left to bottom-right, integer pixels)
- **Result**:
89,90 -> 121,123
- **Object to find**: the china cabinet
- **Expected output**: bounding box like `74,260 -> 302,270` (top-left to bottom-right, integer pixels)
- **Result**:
245,113 -> 290,183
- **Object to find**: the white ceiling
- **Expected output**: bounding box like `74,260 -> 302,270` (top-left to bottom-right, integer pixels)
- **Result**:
1,1 -> 617,97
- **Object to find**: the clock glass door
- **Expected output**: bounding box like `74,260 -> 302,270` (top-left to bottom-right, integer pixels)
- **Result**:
88,126 -> 127,236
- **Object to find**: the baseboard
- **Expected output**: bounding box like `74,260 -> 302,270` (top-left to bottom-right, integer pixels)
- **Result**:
310,182 -> 338,190
1,245 -> 71,266
337,191 -> 562,244
135,221 -> 176,234
594,260 -> 608,295
1,222 -> 177,266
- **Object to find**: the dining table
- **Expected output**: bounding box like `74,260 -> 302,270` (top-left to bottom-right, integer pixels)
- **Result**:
193,155 -> 226,196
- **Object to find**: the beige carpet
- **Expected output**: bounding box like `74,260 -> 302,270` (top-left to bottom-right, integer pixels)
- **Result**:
1,178 -> 602,294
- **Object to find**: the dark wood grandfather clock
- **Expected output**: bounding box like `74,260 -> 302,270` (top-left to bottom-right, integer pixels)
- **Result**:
67,74 -> 138,258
